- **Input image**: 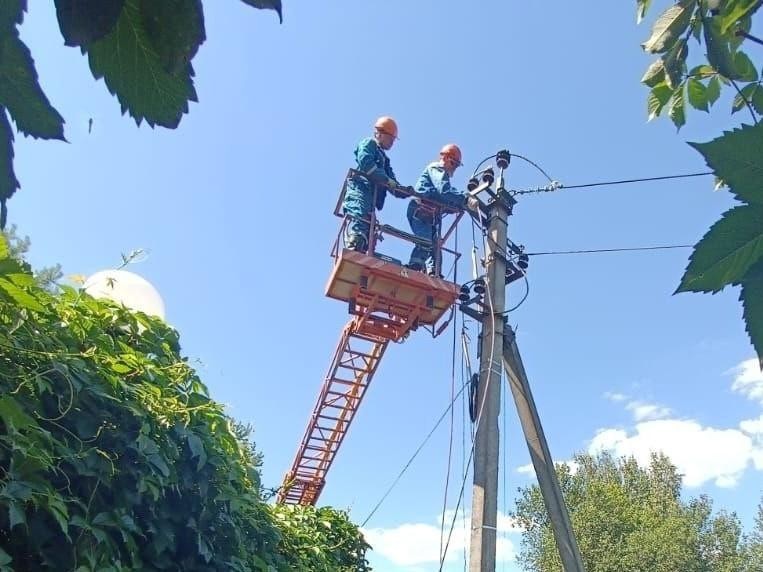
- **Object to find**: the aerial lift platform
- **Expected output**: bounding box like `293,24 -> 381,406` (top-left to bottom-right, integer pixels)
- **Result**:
277,169 -> 464,505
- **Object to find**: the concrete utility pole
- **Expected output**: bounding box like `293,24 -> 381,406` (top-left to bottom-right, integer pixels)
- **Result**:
469,154 -> 510,572
503,328 -> 587,572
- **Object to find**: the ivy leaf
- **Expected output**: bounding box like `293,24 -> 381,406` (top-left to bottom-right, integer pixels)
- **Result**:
676,205 -> 763,293
8,502 -> 25,529
139,0 -> 205,75
706,75 -> 722,105
0,396 -> 35,431
752,86 -> 763,115
0,30 -> 65,140
663,39 -> 688,88
668,85 -> 686,129
0,109 -> 19,228
739,259 -> 763,368
87,0 -> 197,128
733,51 -> 758,82
0,277 -> 44,311
240,0 -> 282,23
642,0 -> 695,53
687,78 -> 709,111
689,122 -> 763,205
648,83 -> 673,120
641,59 -> 666,87
732,83 -> 759,113
719,0 -> 761,34
704,16 -> 739,78
53,0 -> 125,47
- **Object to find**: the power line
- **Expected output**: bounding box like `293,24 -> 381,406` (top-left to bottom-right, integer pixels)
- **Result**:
513,171 -> 713,195
527,243 -> 694,256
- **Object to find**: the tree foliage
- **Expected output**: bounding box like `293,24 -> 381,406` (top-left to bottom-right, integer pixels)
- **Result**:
638,1 -> 763,367
0,233 -> 371,571
514,452 -> 762,572
0,0 -> 282,229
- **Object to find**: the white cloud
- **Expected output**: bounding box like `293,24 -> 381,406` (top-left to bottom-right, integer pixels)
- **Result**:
729,358 -> 763,404
603,391 -> 628,403
362,511 -> 519,567
625,400 -> 672,422
589,419 -> 756,488
516,463 -> 534,476
517,459 -> 578,478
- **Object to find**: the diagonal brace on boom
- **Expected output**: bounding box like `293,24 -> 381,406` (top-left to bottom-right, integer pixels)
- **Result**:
278,316 -> 389,505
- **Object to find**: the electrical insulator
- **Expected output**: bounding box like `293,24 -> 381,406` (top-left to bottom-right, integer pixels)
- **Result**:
467,178 -> 479,192
482,168 -> 494,185
458,284 -> 471,302
517,254 -> 529,270
473,277 -> 486,294
496,150 -> 510,170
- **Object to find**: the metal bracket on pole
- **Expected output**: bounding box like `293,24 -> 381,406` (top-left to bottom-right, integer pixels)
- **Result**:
502,326 -> 587,572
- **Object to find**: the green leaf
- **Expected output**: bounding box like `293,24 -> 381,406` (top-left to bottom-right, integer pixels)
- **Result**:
240,0 -> 282,24
733,51 -> 758,82
87,0 -> 197,128
53,0 -> 125,47
0,109 -> 19,205
147,454 -> 170,477
0,396 -> 35,431
732,83 -> 758,113
690,12 -> 702,41
187,433 -> 207,469
752,86 -> 763,115
0,30 -> 65,139
641,59 -> 665,87
648,83 -> 673,120
706,75 -> 722,105
719,0 -> 761,34
637,0 -> 653,23
690,122 -> 763,205
0,548 -> 11,566
703,16 -> 739,78
642,0 -> 695,53
668,85 -> 686,128
663,39 -> 688,88
0,276 -> 45,311
8,502 -> 25,529
139,0 -> 205,74
730,15 -> 751,49
740,259 -> 763,368
676,205 -> 763,293
0,234 -> 8,259
0,0 -> 24,30
689,64 -> 715,78
687,78 -> 709,111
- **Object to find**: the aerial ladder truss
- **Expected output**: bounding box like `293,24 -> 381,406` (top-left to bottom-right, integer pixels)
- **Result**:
277,170 -> 462,505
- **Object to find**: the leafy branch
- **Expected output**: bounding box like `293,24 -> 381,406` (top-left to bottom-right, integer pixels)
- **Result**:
639,0 -> 763,367
0,0 -> 283,230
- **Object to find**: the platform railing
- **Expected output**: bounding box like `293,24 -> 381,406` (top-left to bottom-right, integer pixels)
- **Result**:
331,169 -> 463,279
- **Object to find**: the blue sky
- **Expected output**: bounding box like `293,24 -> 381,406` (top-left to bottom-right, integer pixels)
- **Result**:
11,1 -> 763,570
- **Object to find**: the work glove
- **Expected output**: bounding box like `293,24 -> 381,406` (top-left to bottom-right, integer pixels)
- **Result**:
466,196 -> 480,211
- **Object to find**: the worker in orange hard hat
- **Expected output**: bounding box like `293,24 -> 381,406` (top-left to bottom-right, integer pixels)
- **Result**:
342,116 -> 405,253
406,144 -> 478,275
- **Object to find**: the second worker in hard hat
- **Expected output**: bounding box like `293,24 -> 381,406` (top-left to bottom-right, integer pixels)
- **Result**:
407,144 -> 478,275
342,116 -> 404,253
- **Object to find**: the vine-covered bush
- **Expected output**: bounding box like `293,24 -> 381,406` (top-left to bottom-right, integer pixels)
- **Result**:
0,236 -> 370,571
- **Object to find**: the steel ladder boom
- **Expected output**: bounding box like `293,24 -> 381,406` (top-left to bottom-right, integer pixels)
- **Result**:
278,316 -> 389,505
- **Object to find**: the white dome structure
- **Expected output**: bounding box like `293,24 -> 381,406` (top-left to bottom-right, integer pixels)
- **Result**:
83,269 -> 166,320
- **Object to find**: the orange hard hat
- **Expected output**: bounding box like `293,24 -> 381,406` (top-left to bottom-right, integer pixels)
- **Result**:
440,143 -> 462,165
374,116 -> 398,138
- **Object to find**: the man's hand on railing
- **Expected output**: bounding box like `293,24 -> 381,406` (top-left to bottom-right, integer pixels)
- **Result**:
388,180 -> 412,198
